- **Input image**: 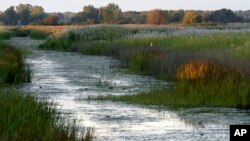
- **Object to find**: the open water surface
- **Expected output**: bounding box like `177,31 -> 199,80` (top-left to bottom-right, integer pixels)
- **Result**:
9,37 -> 250,141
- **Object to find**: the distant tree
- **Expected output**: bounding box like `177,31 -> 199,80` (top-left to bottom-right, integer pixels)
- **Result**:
101,3 -> 122,24
3,6 -> 17,25
30,6 -> 45,24
235,10 -> 250,22
52,13 -> 64,23
71,12 -> 84,23
16,4 -> 32,25
123,11 -> 147,24
44,15 -> 59,25
71,5 -> 99,24
136,12 -> 147,24
82,5 -> 99,24
183,11 -> 203,24
62,12 -> 76,23
168,10 -> 185,23
0,11 -> 4,22
205,9 -> 239,23
147,9 -> 167,24
123,11 -> 138,24
47,12 -> 73,24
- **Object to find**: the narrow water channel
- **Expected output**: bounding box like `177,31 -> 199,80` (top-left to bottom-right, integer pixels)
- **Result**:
10,37 -> 250,141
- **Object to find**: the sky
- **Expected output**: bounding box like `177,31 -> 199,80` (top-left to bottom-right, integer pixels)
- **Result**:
0,0 -> 250,12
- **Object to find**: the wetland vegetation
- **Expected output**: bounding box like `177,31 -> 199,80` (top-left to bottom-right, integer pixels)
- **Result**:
0,35 -> 93,141
38,24 -> 250,108
1,1 -> 250,141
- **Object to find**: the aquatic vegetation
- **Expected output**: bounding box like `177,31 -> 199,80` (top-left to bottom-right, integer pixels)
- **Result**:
39,24 -> 250,108
176,60 -> 243,82
0,90 -> 94,141
0,38 -> 94,141
92,80 -> 250,108
0,31 -> 15,40
0,42 -> 30,85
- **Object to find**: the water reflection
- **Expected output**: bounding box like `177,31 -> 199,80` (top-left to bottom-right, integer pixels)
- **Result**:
16,37 -> 250,141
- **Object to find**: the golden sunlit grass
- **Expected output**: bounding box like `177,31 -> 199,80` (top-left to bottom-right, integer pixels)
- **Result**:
177,60 -> 210,81
0,26 -> 17,32
176,60 -> 242,82
22,25 -> 84,35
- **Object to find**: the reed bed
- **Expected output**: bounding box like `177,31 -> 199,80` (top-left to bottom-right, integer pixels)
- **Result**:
0,42 -> 30,85
39,24 -> 250,108
0,90 -> 93,141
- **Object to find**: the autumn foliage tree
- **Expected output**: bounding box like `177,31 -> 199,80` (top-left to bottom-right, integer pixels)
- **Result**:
44,15 -> 59,25
183,11 -> 202,24
147,9 -> 167,25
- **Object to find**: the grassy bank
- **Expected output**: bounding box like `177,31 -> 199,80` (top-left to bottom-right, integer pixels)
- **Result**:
92,80 -> 250,108
0,90 -> 93,141
0,42 -> 30,85
39,25 -> 250,108
0,41 -> 93,140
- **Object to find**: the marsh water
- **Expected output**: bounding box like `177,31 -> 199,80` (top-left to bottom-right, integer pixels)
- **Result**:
10,37 -> 250,141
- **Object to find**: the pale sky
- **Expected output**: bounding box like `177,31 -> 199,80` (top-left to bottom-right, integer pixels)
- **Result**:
0,0 -> 250,12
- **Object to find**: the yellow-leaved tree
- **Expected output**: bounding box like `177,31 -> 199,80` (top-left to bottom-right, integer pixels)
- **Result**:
183,11 -> 202,24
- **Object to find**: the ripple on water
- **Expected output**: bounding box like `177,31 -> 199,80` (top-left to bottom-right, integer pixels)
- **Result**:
15,37 -> 250,141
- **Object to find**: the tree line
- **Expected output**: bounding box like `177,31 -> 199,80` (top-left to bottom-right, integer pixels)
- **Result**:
0,4 -> 60,25
0,3 -> 249,25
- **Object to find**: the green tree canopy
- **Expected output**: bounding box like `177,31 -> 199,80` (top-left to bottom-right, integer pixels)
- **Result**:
205,9 -> 240,23
30,6 -> 45,24
101,3 -> 122,24
168,10 -> 184,23
4,6 -> 17,25
82,5 -> 99,24
0,11 -> 4,22
16,4 -> 32,25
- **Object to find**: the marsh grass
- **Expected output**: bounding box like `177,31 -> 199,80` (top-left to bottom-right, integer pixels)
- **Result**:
0,90 -> 93,141
39,25 -> 250,108
0,42 -> 30,85
92,79 -> 250,109
0,31 -> 15,40
11,28 -> 50,39
91,49 -> 250,108
0,26 -> 51,40
0,41 -> 93,140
